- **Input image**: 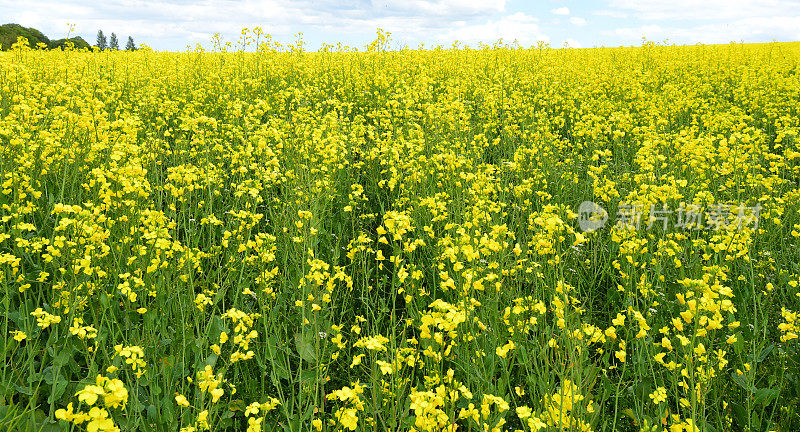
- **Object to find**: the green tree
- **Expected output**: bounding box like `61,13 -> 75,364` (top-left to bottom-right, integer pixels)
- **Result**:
50,36 -> 91,51
0,24 -> 50,51
96,30 -> 107,50
109,32 -> 118,50
125,36 -> 135,51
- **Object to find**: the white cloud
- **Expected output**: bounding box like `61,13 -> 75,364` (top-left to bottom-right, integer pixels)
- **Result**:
0,0 -> 523,50
612,16 -> 800,44
373,0 -> 507,16
593,10 -> 629,19
563,38 -> 582,48
612,24 -> 665,41
3,0 -> 797,49
602,0 -> 800,44
608,0 -> 800,21
569,17 -> 587,26
433,12 -> 549,45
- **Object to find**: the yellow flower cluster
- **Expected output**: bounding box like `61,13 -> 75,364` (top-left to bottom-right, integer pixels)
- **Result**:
113,344 -> 147,377
220,308 -> 261,362
56,375 -> 129,432
30,307 -> 61,328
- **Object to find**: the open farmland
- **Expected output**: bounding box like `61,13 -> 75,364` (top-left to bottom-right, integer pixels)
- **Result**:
1,39 -> 800,432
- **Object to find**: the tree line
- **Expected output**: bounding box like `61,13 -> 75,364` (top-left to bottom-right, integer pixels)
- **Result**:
0,24 -> 141,51
95,30 -> 136,50
0,24 -> 88,50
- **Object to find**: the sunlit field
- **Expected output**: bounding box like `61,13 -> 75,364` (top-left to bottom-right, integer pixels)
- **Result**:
1,35 -> 800,432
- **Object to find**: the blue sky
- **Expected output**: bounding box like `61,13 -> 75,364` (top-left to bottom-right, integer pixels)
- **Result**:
2,0 -> 800,51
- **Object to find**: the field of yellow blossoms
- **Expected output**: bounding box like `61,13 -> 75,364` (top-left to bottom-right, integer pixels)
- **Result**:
1,33 -> 800,432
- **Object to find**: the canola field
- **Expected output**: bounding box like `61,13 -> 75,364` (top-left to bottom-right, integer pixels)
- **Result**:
1,38 -> 800,432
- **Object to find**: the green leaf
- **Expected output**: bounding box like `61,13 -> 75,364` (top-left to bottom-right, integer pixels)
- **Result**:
753,387 -> 780,406
99,292 -> 110,309
300,369 -> 317,385
294,332 -> 316,363
228,399 -> 246,412
633,380 -> 653,402
6,311 -> 20,326
281,417 -> 303,432
14,385 -> 32,396
47,379 -> 68,405
731,372 -> 753,393
27,373 -> 41,384
206,353 -> 219,368
271,368 -> 289,387
54,348 -> 73,367
147,404 -> 158,421
732,332 -> 744,356
160,398 -> 176,423
755,344 -> 774,364
731,403 -> 748,429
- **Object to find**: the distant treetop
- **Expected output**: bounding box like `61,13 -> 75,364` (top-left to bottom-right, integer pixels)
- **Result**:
0,23 -> 138,51
0,23 -> 49,50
